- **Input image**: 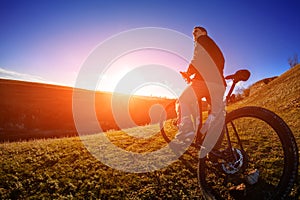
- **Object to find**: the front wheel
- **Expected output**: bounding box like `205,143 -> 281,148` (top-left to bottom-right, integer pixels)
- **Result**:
198,106 -> 298,200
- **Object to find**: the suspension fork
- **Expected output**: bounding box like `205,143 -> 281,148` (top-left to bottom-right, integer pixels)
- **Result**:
225,125 -> 236,160
224,121 -> 245,160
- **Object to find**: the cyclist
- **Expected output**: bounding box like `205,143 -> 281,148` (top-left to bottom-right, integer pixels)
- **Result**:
175,26 -> 226,141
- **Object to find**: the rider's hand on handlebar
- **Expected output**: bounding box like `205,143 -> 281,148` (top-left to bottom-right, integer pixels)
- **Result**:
180,71 -> 192,84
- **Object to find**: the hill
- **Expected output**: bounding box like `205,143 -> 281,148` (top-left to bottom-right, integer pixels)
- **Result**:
249,76 -> 277,96
0,79 -> 173,141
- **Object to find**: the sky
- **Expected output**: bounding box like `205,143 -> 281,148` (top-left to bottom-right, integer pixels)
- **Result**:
0,0 -> 299,97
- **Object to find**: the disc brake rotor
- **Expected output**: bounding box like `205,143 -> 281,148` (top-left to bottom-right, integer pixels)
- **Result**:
221,148 -> 244,174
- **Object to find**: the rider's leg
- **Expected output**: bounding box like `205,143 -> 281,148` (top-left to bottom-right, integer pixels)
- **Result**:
175,80 -> 208,141
200,83 -> 226,152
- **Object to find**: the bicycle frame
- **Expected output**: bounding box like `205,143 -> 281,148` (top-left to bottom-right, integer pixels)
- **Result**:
194,70 -> 251,153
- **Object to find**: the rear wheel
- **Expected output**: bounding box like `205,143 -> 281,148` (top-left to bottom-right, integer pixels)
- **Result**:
198,106 -> 298,199
159,101 -> 178,144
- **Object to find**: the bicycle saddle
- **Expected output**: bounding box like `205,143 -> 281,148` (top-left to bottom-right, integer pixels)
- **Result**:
225,69 -> 251,83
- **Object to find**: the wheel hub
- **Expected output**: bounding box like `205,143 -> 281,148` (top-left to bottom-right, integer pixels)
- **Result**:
221,148 -> 244,174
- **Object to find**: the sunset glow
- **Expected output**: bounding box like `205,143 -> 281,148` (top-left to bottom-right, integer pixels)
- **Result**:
96,48 -> 188,97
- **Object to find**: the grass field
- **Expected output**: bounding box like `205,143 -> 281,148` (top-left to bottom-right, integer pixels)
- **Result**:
0,129 -> 202,199
0,65 -> 299,199
0,117 -> 298,199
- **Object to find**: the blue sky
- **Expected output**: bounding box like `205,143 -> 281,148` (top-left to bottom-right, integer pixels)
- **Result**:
0,0 -> 299,95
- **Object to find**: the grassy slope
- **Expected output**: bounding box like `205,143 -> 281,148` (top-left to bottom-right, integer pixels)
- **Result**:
0,65 -> 299,199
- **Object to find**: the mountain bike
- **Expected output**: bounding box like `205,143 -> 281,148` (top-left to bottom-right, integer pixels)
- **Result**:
159,69 -> 298,199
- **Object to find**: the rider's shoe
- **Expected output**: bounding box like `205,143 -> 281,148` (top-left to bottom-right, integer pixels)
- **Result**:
168,140 -> 188,154
175,116 -> 195,142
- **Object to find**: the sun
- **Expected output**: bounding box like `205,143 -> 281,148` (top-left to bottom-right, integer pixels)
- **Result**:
96,48 -> 188,98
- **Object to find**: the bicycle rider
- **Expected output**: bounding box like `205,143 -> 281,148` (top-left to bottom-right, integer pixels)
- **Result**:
175,26 -> 226,141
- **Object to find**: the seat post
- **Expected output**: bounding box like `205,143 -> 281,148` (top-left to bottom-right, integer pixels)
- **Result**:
226,81 -> 237,102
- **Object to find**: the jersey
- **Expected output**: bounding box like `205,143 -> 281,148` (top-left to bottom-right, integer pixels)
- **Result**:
188,35 -> 226,86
